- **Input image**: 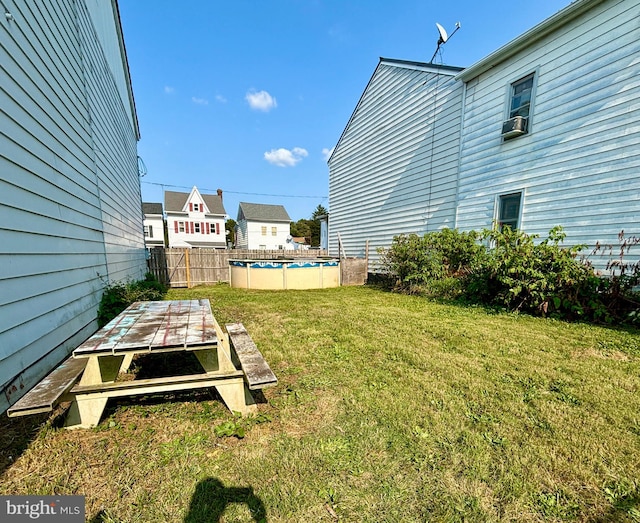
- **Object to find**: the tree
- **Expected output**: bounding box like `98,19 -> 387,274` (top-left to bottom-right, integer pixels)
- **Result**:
312,204 -> 328,220
290,219 -> 312,241
225,219 -> 236,248
289,205 -> 328,247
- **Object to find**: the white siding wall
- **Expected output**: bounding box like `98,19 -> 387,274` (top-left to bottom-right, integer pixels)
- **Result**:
236,220 -> 249,249
328,62 -> 463,269
456,0 -> 640,268
144,215 -> 165,247
0,0 -> 145,411
167,215 -> 226,247
245,221 -> 291,250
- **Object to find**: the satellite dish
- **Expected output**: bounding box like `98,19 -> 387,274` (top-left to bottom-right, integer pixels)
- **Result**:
436,23 -> 448,44
429,21 -> 461,63
137,156 -> 147,177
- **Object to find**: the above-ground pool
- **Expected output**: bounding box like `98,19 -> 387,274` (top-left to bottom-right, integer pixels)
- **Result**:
229,259 -> 340,289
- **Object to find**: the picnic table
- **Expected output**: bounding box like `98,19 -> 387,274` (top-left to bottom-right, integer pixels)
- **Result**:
7,299 -> 277,429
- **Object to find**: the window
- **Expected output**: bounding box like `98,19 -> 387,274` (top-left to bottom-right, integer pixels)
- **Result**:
144,226 -> 152,237
271,227 -> 277,236
178,221 -> 185,233
261,226 -> 267,236
509,74 -> 534,119
194,222 -> 201,234
498,193 -> 522,231
193,203 -> 200,212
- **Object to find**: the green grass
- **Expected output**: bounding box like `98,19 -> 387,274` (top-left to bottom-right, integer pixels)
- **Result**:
2,285 -> 640,522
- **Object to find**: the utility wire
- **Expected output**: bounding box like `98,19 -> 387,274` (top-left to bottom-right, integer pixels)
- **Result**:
142,181 -> 327,199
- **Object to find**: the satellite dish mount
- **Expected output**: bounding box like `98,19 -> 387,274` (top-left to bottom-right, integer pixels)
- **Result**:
430,21 -> 461,63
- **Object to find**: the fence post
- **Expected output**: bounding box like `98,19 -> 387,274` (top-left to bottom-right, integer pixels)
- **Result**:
185,248 -> 191,288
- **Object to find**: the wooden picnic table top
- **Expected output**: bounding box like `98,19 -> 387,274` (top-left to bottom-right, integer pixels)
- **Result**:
73,299 -> 219,357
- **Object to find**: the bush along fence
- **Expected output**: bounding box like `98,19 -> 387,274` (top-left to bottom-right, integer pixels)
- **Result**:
147,248 -> 368,288
378,227 -> 640,326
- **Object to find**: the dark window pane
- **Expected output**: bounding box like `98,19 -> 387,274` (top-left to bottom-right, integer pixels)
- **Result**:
499,193 -> 522,231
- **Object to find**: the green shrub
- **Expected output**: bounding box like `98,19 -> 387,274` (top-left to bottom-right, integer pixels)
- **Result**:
464,226 -> 592,316
97,273 -> 167,327
378,229 -> 483,288
380,225 -> 640,325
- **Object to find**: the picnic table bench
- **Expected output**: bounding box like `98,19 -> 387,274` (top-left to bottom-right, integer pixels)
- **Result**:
7,300 -> 277,429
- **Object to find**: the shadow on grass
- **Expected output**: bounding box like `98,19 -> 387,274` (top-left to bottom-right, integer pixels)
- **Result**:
0,411 -> 61,477
184,477 -> 267,523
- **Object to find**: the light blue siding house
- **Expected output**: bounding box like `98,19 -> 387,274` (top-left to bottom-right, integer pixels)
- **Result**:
0,0 -> 146,412
328,59 -> 464,265
328,0 -> 640,271
455,0 -> 640,265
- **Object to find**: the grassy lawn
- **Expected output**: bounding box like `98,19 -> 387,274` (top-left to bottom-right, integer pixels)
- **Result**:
1,285 -> 639,522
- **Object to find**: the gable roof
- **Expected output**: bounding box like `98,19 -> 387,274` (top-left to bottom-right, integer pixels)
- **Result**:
164,189 -> 226,215
328,57 -> 464,164
237,202 -> 291,222
142,202 -> 163,215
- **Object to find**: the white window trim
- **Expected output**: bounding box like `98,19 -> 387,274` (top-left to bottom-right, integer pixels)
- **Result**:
503,67 -> 540,140
493,189 -> 525,231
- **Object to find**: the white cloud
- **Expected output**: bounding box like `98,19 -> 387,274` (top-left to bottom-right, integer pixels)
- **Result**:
322,147 -> 334,161
264,147 -> 308,167
192,96 -> 209,105
246,90 -> 277,112
164,86 -> 175,94
215,94 -> 227,103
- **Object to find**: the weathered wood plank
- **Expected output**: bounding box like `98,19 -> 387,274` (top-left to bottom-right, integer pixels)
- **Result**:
70,370 -> 243,396
183,299 -> 219,347
73,300 -> 219,356
149,300 -> 195,349
226,323 -> 277,390
73,302 -> 145,355
7,356 -> 87,416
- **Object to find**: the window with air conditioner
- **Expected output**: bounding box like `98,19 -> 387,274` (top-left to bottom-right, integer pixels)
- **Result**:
502,73 -> 534,140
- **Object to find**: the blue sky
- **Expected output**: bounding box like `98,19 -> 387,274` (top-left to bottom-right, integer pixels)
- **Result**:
119,0 -> 570,221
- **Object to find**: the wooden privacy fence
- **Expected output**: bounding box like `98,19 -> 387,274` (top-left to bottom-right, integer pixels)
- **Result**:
148,248 -> 371,288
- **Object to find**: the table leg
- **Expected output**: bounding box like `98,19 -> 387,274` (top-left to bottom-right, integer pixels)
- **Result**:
64,355 -> 124,429
215,379 -> 257,415
194,346 -> 236,373
64,394 -> 108,429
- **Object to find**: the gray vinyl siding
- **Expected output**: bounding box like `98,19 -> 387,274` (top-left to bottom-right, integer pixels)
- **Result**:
456,0 -> 640,266
236,220 -> 249,249
328,61 -> 463,268
0,0 -> 145,412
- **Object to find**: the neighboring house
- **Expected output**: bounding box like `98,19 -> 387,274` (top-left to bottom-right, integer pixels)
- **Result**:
1,0 -> 146,412
142,202 -> 165,247
328,59 -> 464,262
328,0 -> 640,271
235,202 -> 292,250
165,187 -> 227,248
292,237 -> 309,250
318,214 -> 329,251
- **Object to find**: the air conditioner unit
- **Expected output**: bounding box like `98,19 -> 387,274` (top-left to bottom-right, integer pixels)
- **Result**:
502,116 -> 528,139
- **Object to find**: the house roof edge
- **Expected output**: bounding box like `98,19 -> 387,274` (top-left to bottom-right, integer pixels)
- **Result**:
456,0 -> 606,82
